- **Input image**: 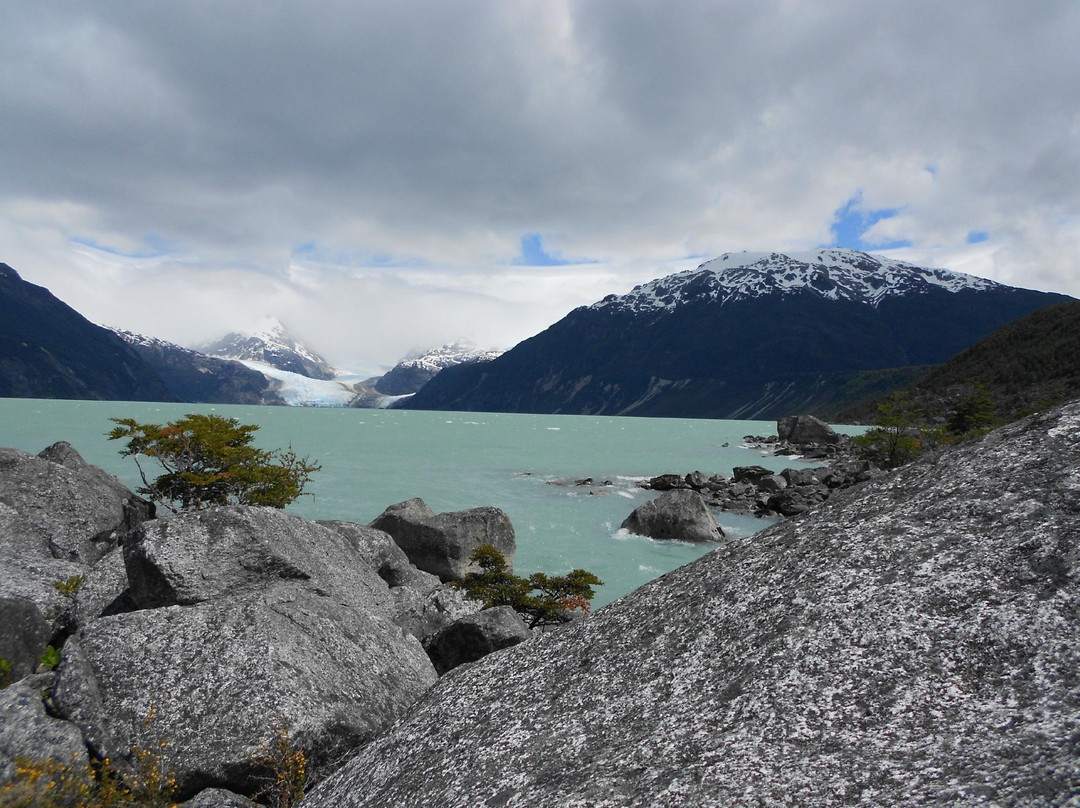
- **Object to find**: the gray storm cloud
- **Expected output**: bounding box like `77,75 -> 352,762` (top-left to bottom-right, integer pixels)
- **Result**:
1,1 -> 1078,370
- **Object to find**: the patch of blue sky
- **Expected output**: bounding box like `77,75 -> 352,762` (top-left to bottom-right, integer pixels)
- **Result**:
70,233 -> 175,259
513,233 -> 574,266
827,192 -> 912,251
965,230 -> 990,244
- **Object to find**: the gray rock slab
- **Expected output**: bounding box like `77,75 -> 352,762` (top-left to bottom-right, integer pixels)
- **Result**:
370,498 -> 516,582
73,546 -> 132,626
0,502 -> 86,637
620,488 -> 724,543
0,678 -> 87,784
0,596 -> 51,682
318,519 -> 434,589
123,506 -> 394,617
0,445 -> 153,566
389,583 -> 482,642
300,400 -> 1080,808
180,787 -> 259,808
423,606 -> 532,675
54,582 -> 437,799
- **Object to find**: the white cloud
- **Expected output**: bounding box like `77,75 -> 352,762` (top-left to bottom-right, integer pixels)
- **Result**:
1,0 -> 1078,370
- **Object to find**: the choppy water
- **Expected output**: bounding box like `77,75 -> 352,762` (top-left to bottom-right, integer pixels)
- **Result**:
0,398 -> 856,607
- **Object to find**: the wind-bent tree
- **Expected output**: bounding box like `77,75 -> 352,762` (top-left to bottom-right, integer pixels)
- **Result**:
108,414 -> 320,513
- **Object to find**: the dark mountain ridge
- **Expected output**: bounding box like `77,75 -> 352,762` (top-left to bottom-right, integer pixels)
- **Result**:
0,263 -> 177,402
403,249 -> 1073,419
840,298 -> 1080,424
110,329 -> 287,406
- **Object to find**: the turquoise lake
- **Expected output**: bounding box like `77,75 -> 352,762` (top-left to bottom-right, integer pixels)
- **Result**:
0,398 -> 858,607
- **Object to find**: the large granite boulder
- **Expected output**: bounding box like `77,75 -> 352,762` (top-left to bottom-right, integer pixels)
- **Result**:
300,400 -> 1080,808
777,413 -> 841,445
620,489 -> 724,543
0,443 -> 153,639
0,597 -> 51,682
0,444 -> 153,566
54,581 -> 437,799
123,506 -> 394,615
389,583 -> 482,642
0,675 -> 87,784
369,498 -> 516,582
72,547 -> 133,626
180,788 -> 259,808
318,519 -> 433,589
318,519 -> 483,641
0,501 -> 88,638
51,506 -> 438,799
422,606 -> 532,675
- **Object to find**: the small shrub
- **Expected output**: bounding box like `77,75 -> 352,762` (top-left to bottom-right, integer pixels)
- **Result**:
454,545 -> 603,629
252,722 -> 308,808
853,392 -> 928,469
0,657 -> 12,688
39,645 -> 62,670
946,383 -> 997,436
0,745 -> 177,808
108,414 -> 320,513
53,575 -> 87,598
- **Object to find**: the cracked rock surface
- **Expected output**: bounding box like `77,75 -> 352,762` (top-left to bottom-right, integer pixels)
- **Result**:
302,400 -> 1080,808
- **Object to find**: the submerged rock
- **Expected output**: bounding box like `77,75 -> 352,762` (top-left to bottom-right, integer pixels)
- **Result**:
301,400 -> 1080,808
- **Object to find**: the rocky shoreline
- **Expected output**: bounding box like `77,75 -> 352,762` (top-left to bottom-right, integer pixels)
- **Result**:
3,402 -> 1080,806
0,444 -> 530,805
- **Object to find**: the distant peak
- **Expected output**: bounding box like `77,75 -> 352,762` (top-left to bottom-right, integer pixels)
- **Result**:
199,319 -> 337,380
591,249 -> 1002,314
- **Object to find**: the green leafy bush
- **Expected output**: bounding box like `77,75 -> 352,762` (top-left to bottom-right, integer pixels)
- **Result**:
852,393 -> 927,469
454,545 -> 603,628
38,645 -> 61,670
108,414 -> 320,513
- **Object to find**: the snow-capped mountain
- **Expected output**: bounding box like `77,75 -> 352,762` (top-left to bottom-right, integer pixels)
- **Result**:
593,249 -> 1002,314
375,342 -> 503,396
200,317 -> 337,380
401,249 -> 1074,420
109,328 -> 286,406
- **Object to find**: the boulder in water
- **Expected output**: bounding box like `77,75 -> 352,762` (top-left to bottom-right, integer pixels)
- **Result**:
777,414 -> 841,445
369,498 -> 516,582
620,489 -> 724,543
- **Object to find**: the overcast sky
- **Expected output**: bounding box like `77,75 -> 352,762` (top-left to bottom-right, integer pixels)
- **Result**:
3,1 -> 1078,374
